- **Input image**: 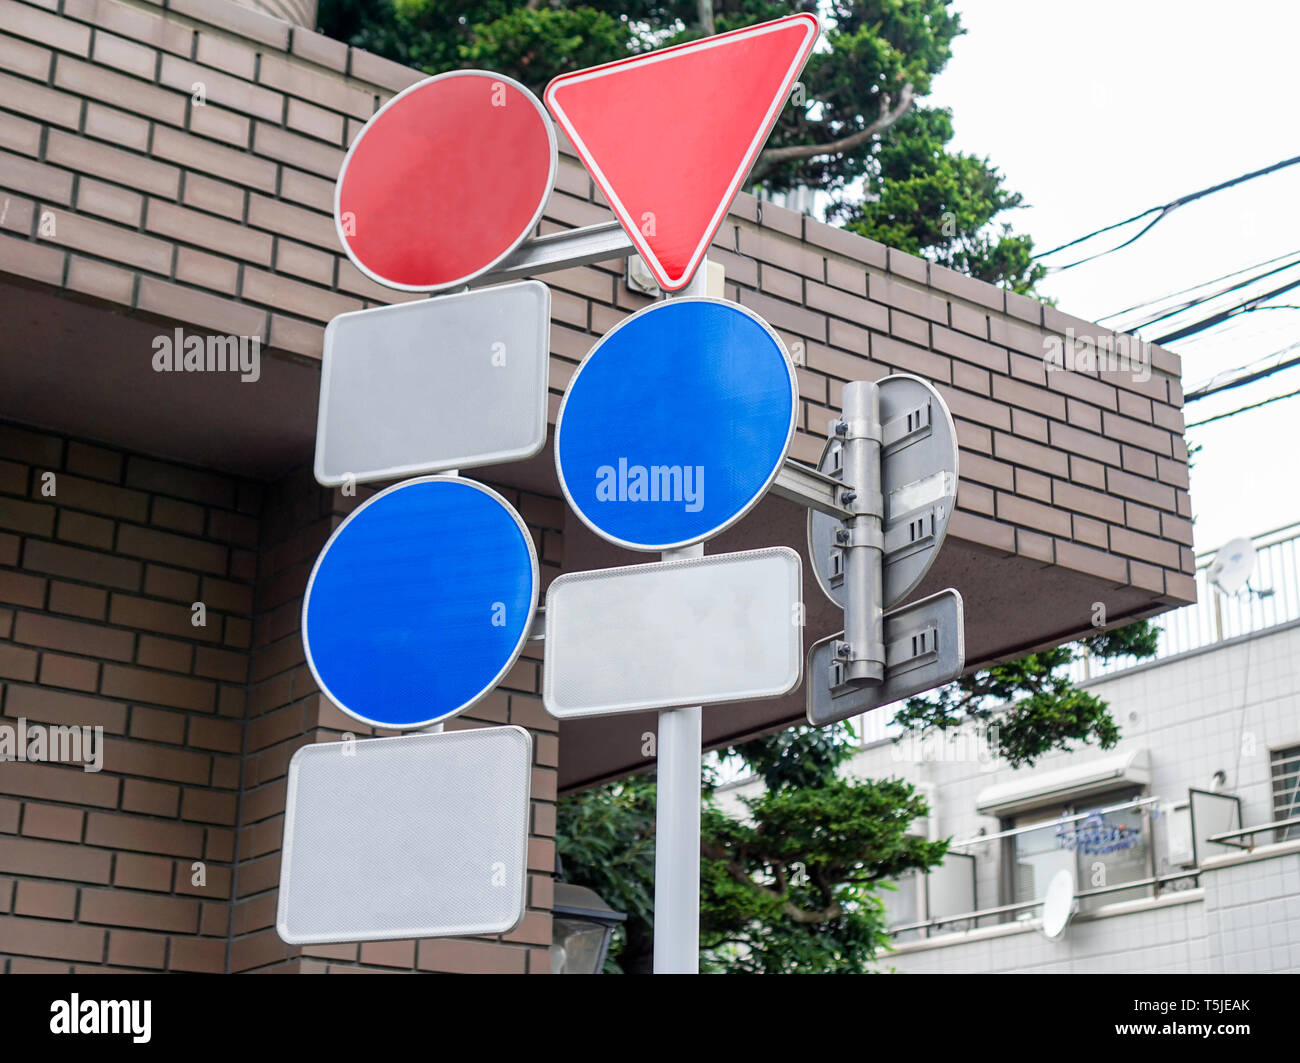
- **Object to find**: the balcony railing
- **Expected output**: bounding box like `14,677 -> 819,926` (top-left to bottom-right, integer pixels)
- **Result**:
1072,521 -> 1300,683
882,792 -> 1251,939
880,788 -> 1300,940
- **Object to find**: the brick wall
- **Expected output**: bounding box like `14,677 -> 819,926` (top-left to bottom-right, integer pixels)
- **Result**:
0,0 -> 1195,603
0,421 -> 557,972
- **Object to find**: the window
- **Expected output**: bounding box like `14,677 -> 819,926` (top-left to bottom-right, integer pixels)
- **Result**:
1270,745 -> 1300,842
1004,788 -> 1151,917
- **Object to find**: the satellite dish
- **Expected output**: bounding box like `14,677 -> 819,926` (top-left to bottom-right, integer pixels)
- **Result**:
1206,537 -> 1257,596
1040,869 -> 1077,940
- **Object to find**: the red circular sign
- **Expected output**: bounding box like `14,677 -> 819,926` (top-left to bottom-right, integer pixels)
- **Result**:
336,71 -> 556,291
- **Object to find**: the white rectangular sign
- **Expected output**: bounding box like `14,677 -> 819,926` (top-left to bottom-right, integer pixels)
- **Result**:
276,727 -> 531,945
314,280 -> 550,486
543,547 -> 803,719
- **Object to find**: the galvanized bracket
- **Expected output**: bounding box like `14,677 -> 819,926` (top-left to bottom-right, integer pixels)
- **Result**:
881,400 -> 933,452
771,458 -> 852,520
470,221 -> 636,288
830,621 -> 940,693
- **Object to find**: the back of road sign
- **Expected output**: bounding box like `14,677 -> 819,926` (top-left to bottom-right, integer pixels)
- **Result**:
543,547 -> 803,718
555,298 -> 797,552
808,374 -> 959,610
806,589 -> 965,727
336,71 -> 556,291
545,14 -> 818,291
277,727 -> 532,945
302,477 -> 538,730
315,281 -> 550,485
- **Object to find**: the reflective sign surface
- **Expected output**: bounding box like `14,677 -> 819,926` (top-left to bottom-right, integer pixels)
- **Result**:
545,14 -> 818,290
543,547 -> 803,718
555,299 -> 797,551
336,71 -> 556,291
302,478 -> 538,729
315,281 -> 550,485
277,728 -> 531,945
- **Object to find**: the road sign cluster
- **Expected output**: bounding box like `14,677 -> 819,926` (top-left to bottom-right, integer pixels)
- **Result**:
281,13 -> 968,967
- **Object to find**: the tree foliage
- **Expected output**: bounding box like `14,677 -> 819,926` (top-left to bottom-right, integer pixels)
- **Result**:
701,726 -> 946,973
893,621 -> 1161,768
555,776 -> 657,973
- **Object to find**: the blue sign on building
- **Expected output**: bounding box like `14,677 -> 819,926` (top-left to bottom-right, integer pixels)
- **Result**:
555,298 -> 797,551
302,477 -> 538,729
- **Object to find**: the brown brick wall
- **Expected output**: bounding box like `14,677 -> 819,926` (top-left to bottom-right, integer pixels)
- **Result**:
0,421 -> 558,972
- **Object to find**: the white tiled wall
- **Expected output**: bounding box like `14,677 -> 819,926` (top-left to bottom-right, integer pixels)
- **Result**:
884,895 -> 1208,974
849,621 -> 1300,973
886,849 -> 1300,974
1203,852 -> 1300,973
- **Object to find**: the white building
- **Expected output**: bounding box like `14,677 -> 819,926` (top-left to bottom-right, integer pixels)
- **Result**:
716,522 -> 1300,973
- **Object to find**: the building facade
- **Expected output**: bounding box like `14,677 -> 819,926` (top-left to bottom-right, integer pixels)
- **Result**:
719,524 -> 1300,974
0,0 -> 1197,972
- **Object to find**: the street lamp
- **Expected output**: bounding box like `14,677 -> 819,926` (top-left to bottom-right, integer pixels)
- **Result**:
550,881 -> 627,974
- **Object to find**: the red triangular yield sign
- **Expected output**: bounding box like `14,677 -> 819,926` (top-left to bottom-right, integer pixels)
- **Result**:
545,14 -> 819,292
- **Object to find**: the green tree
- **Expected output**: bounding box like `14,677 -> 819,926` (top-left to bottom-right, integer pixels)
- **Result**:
699,725 -> 945,973
557,623 -> 1158,973
555,775 -> 657,973
894,622 -> 1161,768
317,0 -> 1044,291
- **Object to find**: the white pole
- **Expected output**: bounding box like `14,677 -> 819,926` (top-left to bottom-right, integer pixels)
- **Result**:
654,543 -> 703,974
653,258 -> 710,975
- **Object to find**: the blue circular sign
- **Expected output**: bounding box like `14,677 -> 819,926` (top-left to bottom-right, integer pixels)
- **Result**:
555,298 -> 797,551
302,477 -> 538,729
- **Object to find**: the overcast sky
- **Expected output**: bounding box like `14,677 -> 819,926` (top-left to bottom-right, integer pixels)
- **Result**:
927,0 -> 1299,557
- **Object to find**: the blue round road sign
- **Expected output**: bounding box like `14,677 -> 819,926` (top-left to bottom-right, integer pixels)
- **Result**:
555,298 -> 797,551
302,477 -> 538,729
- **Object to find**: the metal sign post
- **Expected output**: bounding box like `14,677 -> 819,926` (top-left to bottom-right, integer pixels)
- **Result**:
660,262 -> 705,975
655,238 -> 707,968
654,538 -> 705,975
839,381 -> 887,686
659,258 -> 705,975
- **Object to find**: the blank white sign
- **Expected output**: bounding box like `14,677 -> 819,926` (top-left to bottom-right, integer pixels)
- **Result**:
276,727 -> 531,945
543,547 -> 803,718
314,280 -> 550,485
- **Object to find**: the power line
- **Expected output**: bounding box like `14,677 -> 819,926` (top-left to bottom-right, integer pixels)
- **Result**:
1033,154 -> 1300,272
1187,385 -> 1300,428
1122,256 -> 1300,334
1096,248 -> 1300,323
1151,274 -> 1300,345
1184,339 -> 1300,402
